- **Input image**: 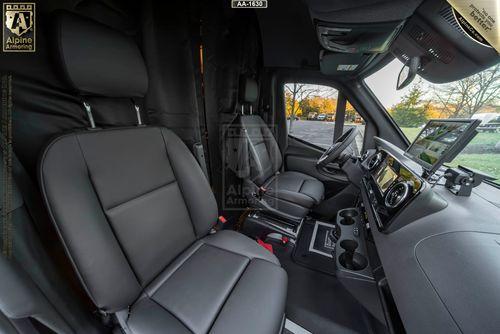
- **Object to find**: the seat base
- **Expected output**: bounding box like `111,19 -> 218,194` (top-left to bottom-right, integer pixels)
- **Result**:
261,171 -> 325,219
127,230 -> 287,334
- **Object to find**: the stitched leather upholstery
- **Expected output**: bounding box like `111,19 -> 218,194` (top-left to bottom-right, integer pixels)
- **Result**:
239,113 -> 325,219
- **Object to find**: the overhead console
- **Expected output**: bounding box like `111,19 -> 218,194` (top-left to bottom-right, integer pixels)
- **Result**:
361,138 -> 447,233
305,0 -> 422,75
317,20 -> 405,54
317,20 -> 406,75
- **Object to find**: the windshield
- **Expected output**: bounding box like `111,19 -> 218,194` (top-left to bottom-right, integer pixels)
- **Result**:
365,59 -> 500,182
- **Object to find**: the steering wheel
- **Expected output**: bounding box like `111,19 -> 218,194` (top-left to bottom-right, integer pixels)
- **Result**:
316,126 -> 358,167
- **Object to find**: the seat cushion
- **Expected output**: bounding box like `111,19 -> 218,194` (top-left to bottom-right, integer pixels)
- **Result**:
127,230 -> 287,334
264,171 -> 324,208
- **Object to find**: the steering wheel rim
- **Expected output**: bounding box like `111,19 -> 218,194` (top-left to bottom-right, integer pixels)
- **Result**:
316,126 -> 358,167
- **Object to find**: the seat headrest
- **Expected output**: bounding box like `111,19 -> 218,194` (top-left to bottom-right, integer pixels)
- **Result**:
55,11 -> 148,97
239,77 -> 258,104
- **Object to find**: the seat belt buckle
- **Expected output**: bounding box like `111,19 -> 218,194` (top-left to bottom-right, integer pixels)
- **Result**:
212,216 -> 227,232
257,238 -> 274,254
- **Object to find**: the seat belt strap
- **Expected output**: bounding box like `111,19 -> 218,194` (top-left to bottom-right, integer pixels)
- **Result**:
334,93 -> 347,142
190,17 -> 212,183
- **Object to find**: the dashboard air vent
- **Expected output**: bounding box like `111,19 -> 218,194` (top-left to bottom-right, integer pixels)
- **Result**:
384,182 -> 410,209
368,153 -> 383,171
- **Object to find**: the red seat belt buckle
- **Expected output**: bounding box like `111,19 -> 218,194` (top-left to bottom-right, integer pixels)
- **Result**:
257,238 -> 274,254
213,216 -> 227,232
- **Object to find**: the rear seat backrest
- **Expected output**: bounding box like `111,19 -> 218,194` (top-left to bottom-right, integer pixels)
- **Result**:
40,11 -> 218,312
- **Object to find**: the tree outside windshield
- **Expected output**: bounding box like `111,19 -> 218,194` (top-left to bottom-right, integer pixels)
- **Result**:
366,60 -> 500,181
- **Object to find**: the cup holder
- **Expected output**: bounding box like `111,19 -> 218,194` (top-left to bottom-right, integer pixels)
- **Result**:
339,252 -> 368,271
338,239 -> 367,271
340,239 -> 358,252
339,209 -> 358,226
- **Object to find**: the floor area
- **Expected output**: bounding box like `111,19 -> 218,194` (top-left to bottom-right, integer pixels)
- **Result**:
267,236 -> 375,334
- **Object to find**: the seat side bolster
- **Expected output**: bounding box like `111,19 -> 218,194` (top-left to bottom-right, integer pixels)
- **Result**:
161,128 -> 218,238
39,134 -> 141,311
258,119 -> 283,172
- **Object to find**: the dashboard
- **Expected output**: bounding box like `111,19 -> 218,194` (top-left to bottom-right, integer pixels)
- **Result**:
360,147 -> 440,233
357,136 -> 500,334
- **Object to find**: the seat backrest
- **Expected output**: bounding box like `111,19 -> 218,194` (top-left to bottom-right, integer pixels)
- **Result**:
237,78 -> 282,185
240,115 -> 283,185
39,11 -> 218,313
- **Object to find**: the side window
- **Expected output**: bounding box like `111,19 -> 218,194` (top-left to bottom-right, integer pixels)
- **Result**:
284,82 -> 365,154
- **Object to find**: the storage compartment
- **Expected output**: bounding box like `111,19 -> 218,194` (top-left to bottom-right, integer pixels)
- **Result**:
245,211 -> 302,238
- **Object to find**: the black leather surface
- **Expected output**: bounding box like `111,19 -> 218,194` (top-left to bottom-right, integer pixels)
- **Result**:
129,231 -> 286,334
239,115 -> 325,217
208,259 -> 287,334
264,171 -> 325,207
0,256 -> 72,333
40,127 -> 218,310
40,126 -> 287,332
55,11 -> 148,97
240,115 -> 282,186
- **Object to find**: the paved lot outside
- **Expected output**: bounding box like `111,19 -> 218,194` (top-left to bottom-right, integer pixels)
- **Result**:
288,120 -> 365,153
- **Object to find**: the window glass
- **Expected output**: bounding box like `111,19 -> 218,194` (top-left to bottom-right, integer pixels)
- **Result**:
284,83 -> 365,154
365,60 -> 500,182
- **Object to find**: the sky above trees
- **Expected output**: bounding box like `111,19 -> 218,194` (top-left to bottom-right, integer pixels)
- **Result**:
366,59 -> 500,114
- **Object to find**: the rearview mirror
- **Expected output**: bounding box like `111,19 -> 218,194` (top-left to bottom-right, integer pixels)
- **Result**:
396,57 -> 420,90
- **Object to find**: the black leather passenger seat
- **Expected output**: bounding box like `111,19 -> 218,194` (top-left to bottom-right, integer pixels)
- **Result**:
235,78 -> 325,220
40,11 -> 287,333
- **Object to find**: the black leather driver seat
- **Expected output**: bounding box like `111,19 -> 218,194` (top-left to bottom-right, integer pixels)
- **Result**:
237,79 -> 325,220
40,12 -> 287,334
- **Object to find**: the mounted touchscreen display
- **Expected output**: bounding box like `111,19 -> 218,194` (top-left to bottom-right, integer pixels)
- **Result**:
375,164 -> 398,194
374,155 -> 422,195
405,119 -> 480,174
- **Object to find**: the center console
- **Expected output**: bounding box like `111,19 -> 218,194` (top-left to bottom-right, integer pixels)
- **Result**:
333,207 -> 385,323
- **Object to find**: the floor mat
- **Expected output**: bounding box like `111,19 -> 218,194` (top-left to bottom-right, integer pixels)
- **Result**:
270,240 -> 371,334
292,220 -> 336,275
